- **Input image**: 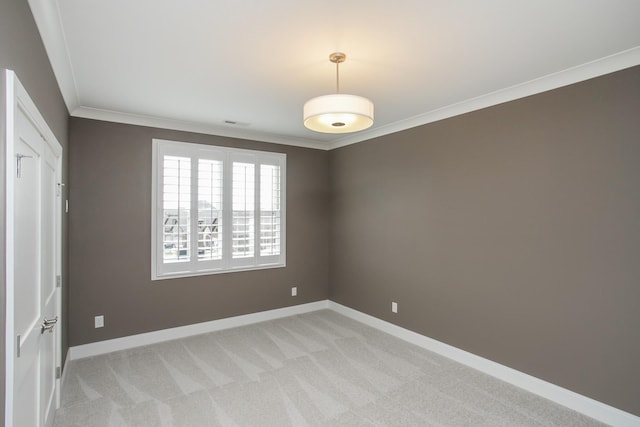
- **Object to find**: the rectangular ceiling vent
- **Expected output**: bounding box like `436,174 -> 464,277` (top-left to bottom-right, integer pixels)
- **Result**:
223,120 -> 250,127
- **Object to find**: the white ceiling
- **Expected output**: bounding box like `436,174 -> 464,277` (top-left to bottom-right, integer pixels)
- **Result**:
30,0 -> 640,150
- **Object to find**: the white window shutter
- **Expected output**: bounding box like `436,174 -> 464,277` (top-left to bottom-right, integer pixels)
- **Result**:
152,139 -> 286,280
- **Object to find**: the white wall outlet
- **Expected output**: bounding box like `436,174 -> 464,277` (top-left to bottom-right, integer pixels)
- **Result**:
291,286 -> 297,297
392,302 -> 398,313
95,315 -> 104,328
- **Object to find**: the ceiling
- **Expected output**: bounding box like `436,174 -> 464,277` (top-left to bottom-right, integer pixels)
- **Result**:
30,0 -> 640,150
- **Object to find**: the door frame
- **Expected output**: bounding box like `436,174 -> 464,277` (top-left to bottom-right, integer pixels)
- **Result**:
4,69 -> 63,427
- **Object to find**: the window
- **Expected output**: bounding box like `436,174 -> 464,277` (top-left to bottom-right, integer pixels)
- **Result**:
152,139 -> 286,280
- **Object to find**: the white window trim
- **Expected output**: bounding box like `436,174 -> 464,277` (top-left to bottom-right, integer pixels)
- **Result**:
151,139 -> 286,280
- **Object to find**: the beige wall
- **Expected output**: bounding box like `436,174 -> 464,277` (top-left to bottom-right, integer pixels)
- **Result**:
329,66 -> 640,415
1,0 -> 70,419
68,118 -> 329,345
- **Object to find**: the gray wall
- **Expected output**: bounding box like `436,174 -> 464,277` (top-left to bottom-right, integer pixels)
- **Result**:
68,118 -> 329,345
2,0 -> 638,417
1,0 -> 70,420
329,65 -> 640,415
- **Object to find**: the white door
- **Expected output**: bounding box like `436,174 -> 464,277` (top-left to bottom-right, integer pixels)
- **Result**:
5,70 -> 62,427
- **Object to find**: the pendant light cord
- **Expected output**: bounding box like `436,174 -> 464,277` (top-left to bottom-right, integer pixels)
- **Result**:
329,52 -> 346,94
336,60 -> 340,94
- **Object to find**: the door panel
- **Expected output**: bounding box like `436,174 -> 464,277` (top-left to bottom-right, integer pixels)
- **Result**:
14,118 -> 41,345
12,95 -> 60,426
15,361 -> 39,427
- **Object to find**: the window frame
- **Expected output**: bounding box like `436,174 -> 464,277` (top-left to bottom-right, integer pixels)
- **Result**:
151,139 -> 286,280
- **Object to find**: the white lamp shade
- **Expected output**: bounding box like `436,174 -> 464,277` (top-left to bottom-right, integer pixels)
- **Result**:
303,94 -> 374,133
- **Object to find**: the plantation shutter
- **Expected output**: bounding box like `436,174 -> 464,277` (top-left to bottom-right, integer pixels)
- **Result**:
152,139 -> 286,280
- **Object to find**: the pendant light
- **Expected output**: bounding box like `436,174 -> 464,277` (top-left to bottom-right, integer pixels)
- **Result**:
303,52 -> 374,133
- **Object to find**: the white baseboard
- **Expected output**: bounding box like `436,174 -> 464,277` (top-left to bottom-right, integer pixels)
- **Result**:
67,300 -> 329,360
66,298 -> 639,426
328,301 -> 640,427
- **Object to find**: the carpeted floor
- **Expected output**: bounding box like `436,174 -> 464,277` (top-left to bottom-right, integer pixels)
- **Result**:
54,309 -> 605,426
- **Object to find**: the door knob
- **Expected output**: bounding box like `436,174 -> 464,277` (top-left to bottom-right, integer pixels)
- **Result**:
41,316 -> 58,334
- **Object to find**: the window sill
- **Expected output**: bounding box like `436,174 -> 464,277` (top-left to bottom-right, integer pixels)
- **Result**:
151,262 -> 286,281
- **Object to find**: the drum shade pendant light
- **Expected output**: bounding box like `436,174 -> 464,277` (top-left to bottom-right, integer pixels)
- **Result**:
303,52 -> 374,133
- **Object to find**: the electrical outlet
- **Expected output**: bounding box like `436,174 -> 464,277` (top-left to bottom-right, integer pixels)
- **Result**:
291,287 -> 297,297
391,302 -> 398,313
95,315 -> 104,328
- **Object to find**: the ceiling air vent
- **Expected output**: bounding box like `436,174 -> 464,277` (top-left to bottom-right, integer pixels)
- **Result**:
223,120 -> 250,127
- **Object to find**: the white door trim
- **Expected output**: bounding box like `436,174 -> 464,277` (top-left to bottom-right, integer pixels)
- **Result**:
4,69 -> 63,427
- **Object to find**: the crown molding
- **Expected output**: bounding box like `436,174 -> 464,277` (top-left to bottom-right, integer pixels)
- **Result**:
72,106 -> 328,150
327,46 -> 640,150
28,0 -> 80,112
74,47 -> 640,152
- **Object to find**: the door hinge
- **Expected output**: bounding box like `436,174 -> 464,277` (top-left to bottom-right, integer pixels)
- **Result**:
56,367 -> 61,379
56,275 -> 62,287
57,182 -> 65,196
17,335 -> 21,358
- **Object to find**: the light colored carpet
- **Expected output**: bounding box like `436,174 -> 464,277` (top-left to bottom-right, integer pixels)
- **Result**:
54,309 -> 606,426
